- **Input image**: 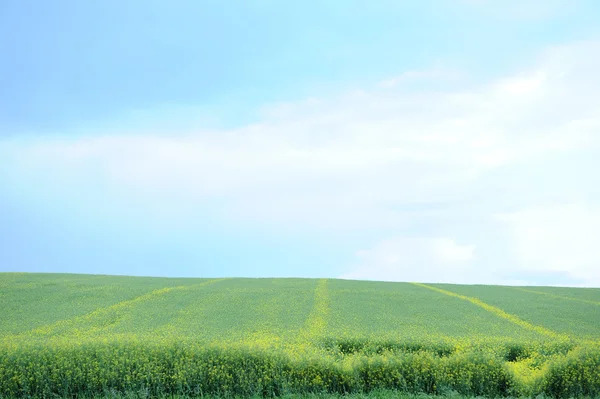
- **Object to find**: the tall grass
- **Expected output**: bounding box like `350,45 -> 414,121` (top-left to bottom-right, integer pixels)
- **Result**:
1,339 -> 598,398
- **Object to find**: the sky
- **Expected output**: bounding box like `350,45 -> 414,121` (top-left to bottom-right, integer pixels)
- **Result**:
1,0 -> 600,286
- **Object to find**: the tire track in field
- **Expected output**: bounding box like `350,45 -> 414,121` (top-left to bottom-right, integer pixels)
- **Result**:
21,279 -> 225,338
411,283 -> 566,339
299,279 -> 330,342
510,287 -> 600,306
241,284 -> 297,348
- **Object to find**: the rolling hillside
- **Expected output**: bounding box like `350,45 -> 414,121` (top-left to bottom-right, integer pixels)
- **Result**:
1,273 -> 599,398
2,273 -> 599,342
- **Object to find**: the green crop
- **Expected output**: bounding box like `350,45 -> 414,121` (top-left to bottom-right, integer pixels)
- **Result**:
0,273 -> 599,398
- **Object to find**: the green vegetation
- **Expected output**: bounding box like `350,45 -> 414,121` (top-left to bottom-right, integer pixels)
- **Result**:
1,273 -> 599,398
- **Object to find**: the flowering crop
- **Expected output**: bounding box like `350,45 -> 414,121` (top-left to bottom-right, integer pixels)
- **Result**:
0,273 -> 599,398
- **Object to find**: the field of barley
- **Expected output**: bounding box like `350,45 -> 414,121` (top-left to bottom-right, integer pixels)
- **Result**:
0,273 -> 599,398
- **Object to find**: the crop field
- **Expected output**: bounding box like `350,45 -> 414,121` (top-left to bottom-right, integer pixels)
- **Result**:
1,273 -> 599,398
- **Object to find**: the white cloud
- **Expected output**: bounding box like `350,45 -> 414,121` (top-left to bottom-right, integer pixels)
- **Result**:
343,201 -> 600,286
433,238 -> 476,263
496,203 -> 600,286
2,41 -> 600,284
376,65 -> 464,89
341,237 -> 476,284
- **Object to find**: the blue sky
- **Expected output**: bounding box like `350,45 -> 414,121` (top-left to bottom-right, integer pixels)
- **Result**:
1,0 -> 600,286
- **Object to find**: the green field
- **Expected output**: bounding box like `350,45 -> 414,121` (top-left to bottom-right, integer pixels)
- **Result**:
1,273 -> 599,398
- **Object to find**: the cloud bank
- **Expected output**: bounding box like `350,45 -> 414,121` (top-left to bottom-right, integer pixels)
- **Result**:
1,41 -> 599,285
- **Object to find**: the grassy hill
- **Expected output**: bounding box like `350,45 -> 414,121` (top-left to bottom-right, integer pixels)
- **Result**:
1,273 -> 599,398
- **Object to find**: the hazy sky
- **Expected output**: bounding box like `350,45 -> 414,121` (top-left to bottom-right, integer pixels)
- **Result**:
1,0 -> 600,286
